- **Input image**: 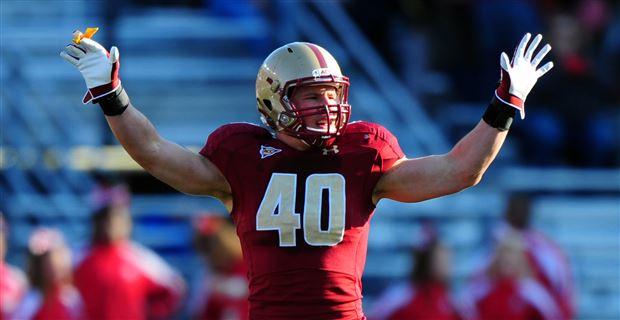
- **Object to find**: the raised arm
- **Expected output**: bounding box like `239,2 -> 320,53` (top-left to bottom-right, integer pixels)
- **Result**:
60,31 -> 232,209
105,106 -> 232,202
373,33 -> 554,204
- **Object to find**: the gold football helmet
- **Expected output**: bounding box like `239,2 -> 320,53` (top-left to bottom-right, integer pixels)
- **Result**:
256,42 -> 351,147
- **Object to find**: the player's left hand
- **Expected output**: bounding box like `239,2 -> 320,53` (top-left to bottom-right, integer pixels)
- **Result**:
60,33 -> 121,104
495,33 -> 554,119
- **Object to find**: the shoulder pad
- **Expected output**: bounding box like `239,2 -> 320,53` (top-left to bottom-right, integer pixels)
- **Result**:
346,121 -> 394,140
207,122 -> 271,147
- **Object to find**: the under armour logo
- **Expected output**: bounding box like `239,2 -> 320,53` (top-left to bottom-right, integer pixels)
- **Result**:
322,145 -> 339,155
260,145 -> 282,159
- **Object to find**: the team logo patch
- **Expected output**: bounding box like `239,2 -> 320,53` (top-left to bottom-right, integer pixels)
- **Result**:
260,145 -> 282,159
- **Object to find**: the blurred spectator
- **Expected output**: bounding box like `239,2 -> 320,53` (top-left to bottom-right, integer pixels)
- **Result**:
468,231 -> 563,320
0,213 -> 28,320
348,0 -> 619,167
499,193 -> 575,319
369,227 -> 463,320
189,214 -> 249,320
345,1 -> 399,70
13,228 -> 84,320
73,182 -> 186,320
472,0 -> 543,101
598,2 -> 620,101
517,5 -> 617,167
388,2 -> 450,101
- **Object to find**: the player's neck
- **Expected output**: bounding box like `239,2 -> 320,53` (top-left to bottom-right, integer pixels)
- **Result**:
276,132 -> 311,151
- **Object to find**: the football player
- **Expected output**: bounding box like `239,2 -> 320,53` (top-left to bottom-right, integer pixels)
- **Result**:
73,184 -> 186,320
61,32 -> 553,319
12,228 -> 85,320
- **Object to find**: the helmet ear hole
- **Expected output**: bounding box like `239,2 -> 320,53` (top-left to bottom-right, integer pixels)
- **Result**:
262,99 -> 273,111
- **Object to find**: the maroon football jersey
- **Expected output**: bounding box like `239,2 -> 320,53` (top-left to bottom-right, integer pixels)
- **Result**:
200,121 -> 404,320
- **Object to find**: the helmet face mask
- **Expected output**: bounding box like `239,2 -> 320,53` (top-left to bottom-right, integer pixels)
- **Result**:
256,42 -> 351,147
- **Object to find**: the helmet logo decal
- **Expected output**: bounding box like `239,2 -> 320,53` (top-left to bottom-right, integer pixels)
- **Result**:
260,145 -> 282,159
269,79 -> 280,93
312,68 -> 332,79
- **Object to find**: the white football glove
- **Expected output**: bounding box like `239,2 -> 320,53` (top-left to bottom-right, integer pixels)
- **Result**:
495,33 -> 554,119
60,36 -> 121,104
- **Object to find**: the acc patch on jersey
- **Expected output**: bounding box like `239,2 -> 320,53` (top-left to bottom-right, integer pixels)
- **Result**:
259,145 -> 282,159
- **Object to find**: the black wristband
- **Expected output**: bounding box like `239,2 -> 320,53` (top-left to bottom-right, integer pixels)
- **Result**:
94,85 -> 130,116
482,96 -> 516,131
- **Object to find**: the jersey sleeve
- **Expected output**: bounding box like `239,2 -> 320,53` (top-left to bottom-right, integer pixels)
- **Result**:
350,122 -> 405,208
375,124 -> 405,172
199,123 -> 269,182
369,124 -> 405,204
199,125 -> 236,180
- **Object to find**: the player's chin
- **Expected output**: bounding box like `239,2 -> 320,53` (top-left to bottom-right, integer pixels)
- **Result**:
308,123 -> 329,132
314,120 -> 337,131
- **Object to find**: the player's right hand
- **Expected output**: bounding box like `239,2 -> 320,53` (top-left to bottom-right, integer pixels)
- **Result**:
60,34 -> 121,104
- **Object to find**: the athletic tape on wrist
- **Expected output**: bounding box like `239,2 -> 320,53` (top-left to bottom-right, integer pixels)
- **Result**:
94,85 -> 130,116
482,96 -> 516,131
